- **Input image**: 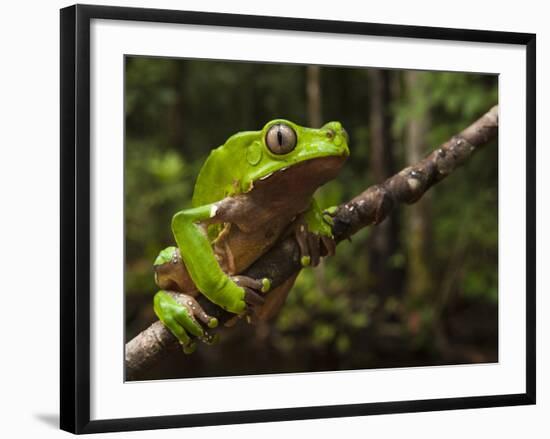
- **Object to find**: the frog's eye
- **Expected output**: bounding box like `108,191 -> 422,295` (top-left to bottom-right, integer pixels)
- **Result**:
265,123 -> 297,154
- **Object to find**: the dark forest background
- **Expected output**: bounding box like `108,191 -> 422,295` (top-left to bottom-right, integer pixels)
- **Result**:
124,56 -> 498,380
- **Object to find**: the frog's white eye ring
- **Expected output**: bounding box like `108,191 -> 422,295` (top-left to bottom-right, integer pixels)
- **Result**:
265,123 -> 297,154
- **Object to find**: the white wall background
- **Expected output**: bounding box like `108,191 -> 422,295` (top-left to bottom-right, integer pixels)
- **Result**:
0,0 -> 546,437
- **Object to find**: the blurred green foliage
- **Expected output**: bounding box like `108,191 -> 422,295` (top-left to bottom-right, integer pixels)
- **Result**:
125,56 -> 498,379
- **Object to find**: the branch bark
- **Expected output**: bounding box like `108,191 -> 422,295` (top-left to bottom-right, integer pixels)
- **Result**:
125,105 -> 498,380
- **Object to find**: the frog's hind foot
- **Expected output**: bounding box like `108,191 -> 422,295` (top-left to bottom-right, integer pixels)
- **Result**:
154,291 -> 219,353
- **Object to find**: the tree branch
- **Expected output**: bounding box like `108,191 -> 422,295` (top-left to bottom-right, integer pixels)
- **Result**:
125,105 -> 498,380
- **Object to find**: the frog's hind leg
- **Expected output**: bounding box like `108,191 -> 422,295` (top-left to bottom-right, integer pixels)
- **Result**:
171,202 -> 265,314
153,246 -> 198,294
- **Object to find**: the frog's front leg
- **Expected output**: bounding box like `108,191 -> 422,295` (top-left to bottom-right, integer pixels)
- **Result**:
171,200 -> 269,315
295,198 -> 336,267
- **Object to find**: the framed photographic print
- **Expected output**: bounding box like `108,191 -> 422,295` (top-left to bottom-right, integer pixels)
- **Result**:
60,4 -> 536,434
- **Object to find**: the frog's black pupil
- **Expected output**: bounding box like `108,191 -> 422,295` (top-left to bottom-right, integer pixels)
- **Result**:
277,128 -> 283,146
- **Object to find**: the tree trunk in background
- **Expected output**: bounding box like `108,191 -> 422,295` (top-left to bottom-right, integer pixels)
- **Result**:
366,70 -> 402,299
306,65 -> 330,296
403,71 -> 435,336
306,65 -> 322,128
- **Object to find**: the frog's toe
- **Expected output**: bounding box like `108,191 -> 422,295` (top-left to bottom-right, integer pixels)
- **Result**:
158,313 -> 192,349
295,223 -> 311,266
178,294 -> 219,329
231,275 -> 271,293
321,235 -> 336,257
230,275 -> 268,319
295,223 -> 325,267
243,287 -> 265,307
324,205 -> 339,217
231,275 -> 271,316
231,275 -> 268,307
308,232 -> 321,266
322,212 -> 335,229
182,341 -> 197,354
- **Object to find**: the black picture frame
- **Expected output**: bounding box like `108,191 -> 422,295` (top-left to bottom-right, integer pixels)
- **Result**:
60,4 -> 536,434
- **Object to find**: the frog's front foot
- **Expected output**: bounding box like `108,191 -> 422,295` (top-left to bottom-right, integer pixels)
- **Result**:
230,275 -> 271,319
295,218 -> 336,267
154,291 -> 219,353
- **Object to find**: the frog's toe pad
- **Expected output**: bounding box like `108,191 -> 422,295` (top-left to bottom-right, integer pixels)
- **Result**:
261,278 -> 271,293
232,275 -> 270,293
176,294 -> 218,329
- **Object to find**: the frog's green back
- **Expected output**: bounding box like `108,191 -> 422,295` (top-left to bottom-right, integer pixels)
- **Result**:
191,131 -> 259,207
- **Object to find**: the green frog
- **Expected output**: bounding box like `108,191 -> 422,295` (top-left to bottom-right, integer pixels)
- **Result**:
153,119 -> 349,352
